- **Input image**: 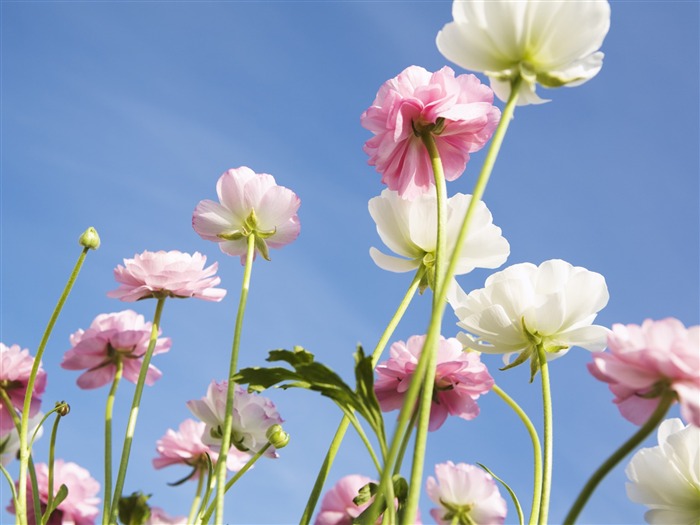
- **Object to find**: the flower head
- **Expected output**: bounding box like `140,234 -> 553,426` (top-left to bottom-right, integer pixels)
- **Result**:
436,0 -> 611,105
361,65 -> 500,199
61,310 -> 171,390
449,259 -> 610,379
187,380 -> 283,458
427,461 -> 507,525
0,343 -> 46,433
589,319 -> 700,426
107,250 -> 226,302
315,474 -> 375,525
626,418 -> 700,524
1,412 -> 43,467
375,335 -> 493,431
193,167 -> 301,263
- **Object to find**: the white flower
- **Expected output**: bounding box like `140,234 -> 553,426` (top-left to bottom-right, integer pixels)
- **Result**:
368,189 -> 509,289
449,259 -> 609,376
626,418 -> 700,525
436,0 -> 611,105
0,412 -> 43,467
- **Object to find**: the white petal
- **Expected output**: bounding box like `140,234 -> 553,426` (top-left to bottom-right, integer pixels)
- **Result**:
369,248 -> 419,273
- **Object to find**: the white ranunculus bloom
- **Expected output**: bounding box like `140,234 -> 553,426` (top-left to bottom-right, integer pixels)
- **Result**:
626,418 -> 700,525
436,0 -> 611,105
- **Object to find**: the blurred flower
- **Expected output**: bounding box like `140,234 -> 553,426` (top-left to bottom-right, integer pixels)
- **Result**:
361,65 -> 500,199
368,189 -> 509,289
146,507 -> 188,525
626,418 -> 700,524
0,412 -> 44,467
589,318 -> 700,426
187,381 -> 283,458
375,335 -> 493,431
61,310 -> 171,390
193,166 -> 301,263
449,259 -> 609,378
436,0 -> 611,105
0,343 -> 46,433
152,418 -> 249,477
426,461 -> 507,525
107,250 -> 226,302
315,474 -> 375,525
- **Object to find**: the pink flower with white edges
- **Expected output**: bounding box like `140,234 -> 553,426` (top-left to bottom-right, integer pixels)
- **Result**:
361,65 -> 500,199
8,460 -> 100,525
61,310 -> 171,390
193,167 -> 300,263
375,335 -> 493,431
107,250 -> 226,302
426,461 -> 507,525
146,507 -> 188,525
187,380 -> 283,458
152,418 -> 249,477
315,474 -> 375,525
0,343 -> 46,433
588,318 -> 700,426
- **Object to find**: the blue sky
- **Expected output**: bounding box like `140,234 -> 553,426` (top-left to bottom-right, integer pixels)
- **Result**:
1,1 -> 698,524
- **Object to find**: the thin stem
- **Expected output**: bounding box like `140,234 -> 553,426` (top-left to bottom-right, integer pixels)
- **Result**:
28,456 -> 41,525
344,411 -> 383,473
102,360 -> 123,525
43,411 -> 63,525
187,466 -> 206,525
0,463 -> 17,506
536,345 -> 553,525
214,233 -> 256,525
108,297 -> 166,525
562,390 -> 676,525
393,405 -> 419,477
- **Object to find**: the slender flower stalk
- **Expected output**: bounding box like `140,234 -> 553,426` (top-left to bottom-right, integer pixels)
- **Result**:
187,466 -> 206,525
102,360 -> 123,525
43,407 -> 65,525
536,344 -> 553,525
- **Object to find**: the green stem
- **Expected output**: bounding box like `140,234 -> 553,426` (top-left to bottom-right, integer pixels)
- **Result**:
42,410 -> 63,525
562,390 -> 676,525
492,384 -> 542,525
214,233 -> 256,525
393,405 -> 419,477
17,246 -> 90,525
28,456 -> 41,525
102,360 -> 123,525
108,297 -> 166,525
536,345 -> 553,525
344,411 -> 383,473
0,463 -> 17,506
187,466 -> 206,525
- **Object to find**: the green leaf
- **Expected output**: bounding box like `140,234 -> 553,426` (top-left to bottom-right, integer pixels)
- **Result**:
353,345 -> 385,441
477,463 -> 524,525
117,491 -> 152,525
43,484 -> 68,522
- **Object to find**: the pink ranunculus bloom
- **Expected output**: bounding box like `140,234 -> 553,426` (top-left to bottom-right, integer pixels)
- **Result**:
426,461 -> 507,525
146,507 -> 188,525
361,65 -> 500,200
315,474 -> 375,525
8,460 -> 100,525
375,335 -> 493,431
0,343 -> 47,433
192,167 -> 301,263
152,418 -> 250,477
588,318 -> 700,426
107,250 -> 226,302
187,381 -> 284,458
61,310 -> 172,390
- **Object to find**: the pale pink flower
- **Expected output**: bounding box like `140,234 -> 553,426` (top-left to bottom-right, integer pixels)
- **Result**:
0,343 -> 46,433
152,418 -> 249,477
426,461 -> 507,525
8,460 -> 100,525
361,65 -> 500,199
61,310 -> 171,390
588,319 -> 700,426
375,335 -> 493,431
146,507 -> 188,525
315,475 -> 375,525
193,167 -> 301,263
1,412 -> 44,467
107,250 -> 226,302
187,380 -> 283,458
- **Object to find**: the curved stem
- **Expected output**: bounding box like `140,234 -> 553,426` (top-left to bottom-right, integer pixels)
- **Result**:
102,360 -> 123,525
393,405 -> 419,477
43,411 -> 63,525
187,466 -> 206,525
0,463 -> 17,506
562,390 -> 676,525
344,410 -> 383,473
536,345 -> 553,525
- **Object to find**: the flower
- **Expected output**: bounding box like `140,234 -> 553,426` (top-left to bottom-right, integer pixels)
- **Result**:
588,319 -> 700,426
436,0 -> 611,105
361,65 -> 500,199
0,343 -> 46,433
625,418 -> 700,524
146,507 -> 188,525
8,460 -> 100,525
426,461 -> 507,525
315,474 -> 375,525
187,380 -> 283,458
449,259 -> 610,378
0,412 -> 44,467
368,189 -> 509,289
61,310 -> 172,390
192,167 -> 301,263
375,335 -> 493,431
152,418 -> 249,477
107,250 -> 226,302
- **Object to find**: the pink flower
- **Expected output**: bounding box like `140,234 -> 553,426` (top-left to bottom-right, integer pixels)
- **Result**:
426,461 -> 507,525
61,310 -> 171,389
0,343 -> 46,433
193,167 -> 301,263
588,318 -> 700,426
375,335 -> 493,431
361,65 -> 500,199
146,507 -> 188,525
107,250 -> 226,302
315,475 -> 375,525
152,418 -> 249,477
8,460 -> 100,525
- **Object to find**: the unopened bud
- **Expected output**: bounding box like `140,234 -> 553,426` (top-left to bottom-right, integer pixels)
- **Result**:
78,227 -> 101,250
265,424 -> 290,449
56,401 -> 70,417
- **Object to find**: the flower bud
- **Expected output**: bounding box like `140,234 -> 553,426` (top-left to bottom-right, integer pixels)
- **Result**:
265,424 -> 290,449
78,227 -> 101,250
56,401 -> 70,417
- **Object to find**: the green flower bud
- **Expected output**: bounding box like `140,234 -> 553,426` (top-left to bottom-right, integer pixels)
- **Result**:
266,424 -> 290,449
78,227 -> 101,250
56,401 -> 70,417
